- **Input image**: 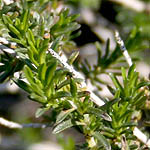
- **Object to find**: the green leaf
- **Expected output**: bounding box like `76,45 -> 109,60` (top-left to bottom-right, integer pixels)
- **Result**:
70,78 -> 77,97
95,41 -> 102,65
70,14 -> 80,22
30,93 -> 47,104
102,127 -> 116,134
127,64 -> 136,79
93,132 -> 111,150
135,81 -> 150,90
13,79 -> 31,93
51,36 -> 63,52
2,14 -> 13,25
68,51 -> 79,65
45,61 -> 57,86
57,78 -> 83,90
107,85 -> 116,95
103,39 -> 110,60
134,95 -> 147,108
35,107 -> 48,118
8,24 -> 22,39
53,119 -> 74,134
52,69 -> 69,85
119,122 -> 137,128
77,91 -> 90,98
27,29 -> 35,45
88,107 -> 112,121
0,70 -> 12,83
24,65 -> 34,85
56,108 -> 75,125
52,91 -> 71,99
109,73 -> 124,93
100,98 -> 120,111
121,67 -> 127,82
27,39 -> 38,55
27,47 -> 39,66
132,91 -> 145,103
38,63 -> 47,83
21,10 -> 29,31
39,38 -> 50,64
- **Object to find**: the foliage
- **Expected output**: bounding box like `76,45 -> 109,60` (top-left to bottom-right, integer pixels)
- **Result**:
0,0 -> 150,150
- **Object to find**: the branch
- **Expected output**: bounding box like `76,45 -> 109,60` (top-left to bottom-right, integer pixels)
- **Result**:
48,48 -> 105,106
109,0 -> 150,13
1,37 -> 150,147
0,36 -> 105,106
0,117 -> 51,129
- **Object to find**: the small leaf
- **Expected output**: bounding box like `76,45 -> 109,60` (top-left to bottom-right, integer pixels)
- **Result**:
39,38 -> 50,64
103,39 -> 110,60
2,14 -> 13,25
8,24 -> 21,39
135,81 -> 150,90
100,98 -> 120,111
70,78 -> 77,97
21,10 -> 29,31
27,47 -> 39,66
57,78 -> 83,90
52,91 -> 71,99
88,107 -> 112,121
107,85 -> 116,95
68,51 -> 79,65
53,119 -> 74,134
127,64 -> 136,79
51,36 -> 63,52
30,93 -> 47,104
77,91 -> 90,98
38,63 -> 47,83
121,67 -> 127,82
109,73 -> 124,93
13,79 -> 31,93
27,29 -> 35,45
95,41 -> 102,65
56,108 -> 75,125
93,132 -> 111,150
45,61 -> 57,86
24,65 -> 34,84
35,107 -> 48,118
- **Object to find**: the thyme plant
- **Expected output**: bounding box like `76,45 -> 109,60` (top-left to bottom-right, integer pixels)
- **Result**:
0,0 -> 150,150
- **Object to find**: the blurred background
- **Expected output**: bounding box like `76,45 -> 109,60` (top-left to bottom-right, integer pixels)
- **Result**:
0,0 -> 150,149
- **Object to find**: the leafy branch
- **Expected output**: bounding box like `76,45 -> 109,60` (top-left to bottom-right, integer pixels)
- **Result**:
0,1 -> 150,149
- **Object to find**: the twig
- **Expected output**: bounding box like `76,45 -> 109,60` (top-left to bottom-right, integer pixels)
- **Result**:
115,31 -> 133,67
109,0 -> 150,13
0,117 -> 51,129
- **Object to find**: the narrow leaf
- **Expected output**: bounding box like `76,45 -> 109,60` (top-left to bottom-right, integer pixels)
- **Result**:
70,78 -> 77,97
45,61 -> 57,86
56,108 -> 75,125
93,132 -> 111,150
35,107 -> 48,118
88,107 -> 112,121
13,79 -> 31,93
53,119 -> 74,134
52,91 -> 71,99
68,51 -> 79,65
